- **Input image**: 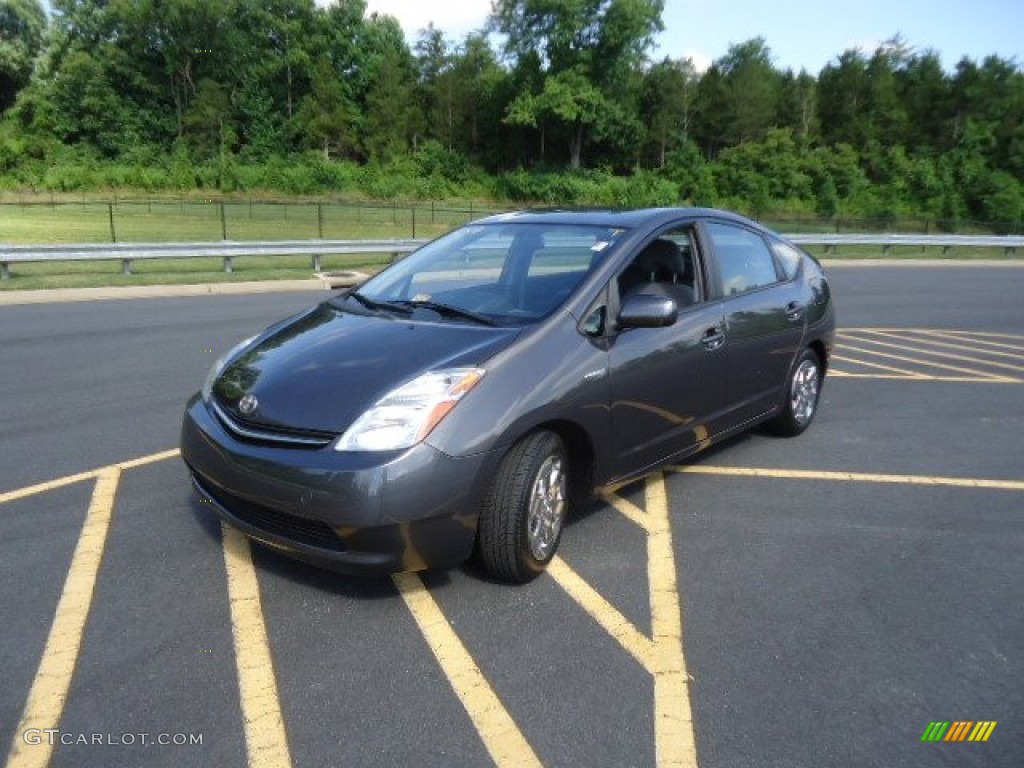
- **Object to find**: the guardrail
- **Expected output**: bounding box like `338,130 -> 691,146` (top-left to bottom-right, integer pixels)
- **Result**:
0,239 -> 429,279
786,233 -> 1024,255
2,233 -> 1022,280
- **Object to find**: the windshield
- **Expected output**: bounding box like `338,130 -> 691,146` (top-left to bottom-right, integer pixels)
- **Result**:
350,222 -> 626,325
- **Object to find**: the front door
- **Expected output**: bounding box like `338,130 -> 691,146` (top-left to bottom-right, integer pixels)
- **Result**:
607,227 -> 732,479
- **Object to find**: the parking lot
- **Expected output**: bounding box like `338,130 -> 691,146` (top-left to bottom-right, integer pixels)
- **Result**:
1,264 -> 1022,767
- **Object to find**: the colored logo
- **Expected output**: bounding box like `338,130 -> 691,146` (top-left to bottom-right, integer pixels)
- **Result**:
921,721 -> 996,742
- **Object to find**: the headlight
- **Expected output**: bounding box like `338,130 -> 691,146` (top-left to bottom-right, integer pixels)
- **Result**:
335,368 -> 485,452
201,335 -> 257,401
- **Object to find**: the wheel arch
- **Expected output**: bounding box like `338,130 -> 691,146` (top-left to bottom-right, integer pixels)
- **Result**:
502,418 -> 597,505
807,338 -> 829,375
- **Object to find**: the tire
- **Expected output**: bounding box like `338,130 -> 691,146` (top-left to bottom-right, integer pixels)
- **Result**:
767,348 -> 822,437
477,431 -> 568,583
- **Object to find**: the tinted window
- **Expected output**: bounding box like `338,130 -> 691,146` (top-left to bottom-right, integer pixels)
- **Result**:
706,222 -> 780,296
770,240 -> 804,281
617,227 -> 699,306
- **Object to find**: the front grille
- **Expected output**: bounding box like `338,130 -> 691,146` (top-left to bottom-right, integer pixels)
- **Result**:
194,472 -> 346,552
210,399 -> 335,448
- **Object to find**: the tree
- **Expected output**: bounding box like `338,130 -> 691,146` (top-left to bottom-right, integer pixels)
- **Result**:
449,32 -> 505,163
641,57 -> 698,168
817,49 -> 870,149
414,24 -> 453,147
184,78 -> 234,163
493,0 -> 664,169
898,50 -> 950,153
295,54 -> 359,159
691,64 -> 728,158
47,50 -> 130,157
717,38 -> 780,145
815,174 -> 839,218
362,24 -> 417,161
776,69 -> 817,140
0,0 -> 46,113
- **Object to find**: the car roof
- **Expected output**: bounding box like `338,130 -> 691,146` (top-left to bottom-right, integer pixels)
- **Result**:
474,207 -> 762,231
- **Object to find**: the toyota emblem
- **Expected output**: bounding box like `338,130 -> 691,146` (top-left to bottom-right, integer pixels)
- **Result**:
238,394 -> 258,415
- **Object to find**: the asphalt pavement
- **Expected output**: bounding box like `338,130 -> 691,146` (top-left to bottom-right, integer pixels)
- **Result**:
1,264 -> 1022,767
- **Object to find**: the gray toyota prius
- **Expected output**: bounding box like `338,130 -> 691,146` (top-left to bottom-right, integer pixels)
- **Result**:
181,208 -> 835,582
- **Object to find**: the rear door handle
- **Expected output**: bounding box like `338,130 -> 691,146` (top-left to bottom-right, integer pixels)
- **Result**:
786,301 -> 805,322
702,326 -> 725,351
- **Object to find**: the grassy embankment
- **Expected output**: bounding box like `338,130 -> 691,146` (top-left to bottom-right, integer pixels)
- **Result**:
0,198 -> 492,290
0,197 -> 1014,291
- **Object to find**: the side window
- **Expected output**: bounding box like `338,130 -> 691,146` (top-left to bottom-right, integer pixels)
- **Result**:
617,227 -> 700,306
706,222 -> 781,296
770,240 -> 804,281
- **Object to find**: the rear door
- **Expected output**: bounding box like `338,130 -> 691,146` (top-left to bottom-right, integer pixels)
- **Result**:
700,220 -> 806,423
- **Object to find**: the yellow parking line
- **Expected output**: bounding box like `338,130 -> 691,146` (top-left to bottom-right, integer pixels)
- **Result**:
915,329 -> 1024,353
669,465 -> 1024,491
644,473 -> 698,768
865,330 -> 1024,362
830,372 -> 1012,383
935,330 -> 1024,341
7,468 -> 121,768
831,353 -> 929,378
222,525 -> 293,768
0,448 -> 181,505
838,342 -> 1017,382
0,470 -> 100,506
829,371 -> 916,380
548,557 -> 656,671
393,572 -> 542,768
599,490 -> 650,530
842,332 -> 1024,373
117,448 -> 181,470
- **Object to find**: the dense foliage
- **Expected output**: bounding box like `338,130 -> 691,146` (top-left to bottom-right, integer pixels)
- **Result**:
1,0 -> 1022,226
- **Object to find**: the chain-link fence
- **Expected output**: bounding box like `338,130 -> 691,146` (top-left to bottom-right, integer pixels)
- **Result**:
1,198 -> 506,244
2,197 -> 1020,244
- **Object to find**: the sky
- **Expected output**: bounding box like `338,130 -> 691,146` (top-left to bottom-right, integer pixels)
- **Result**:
358,0 -> 1024,73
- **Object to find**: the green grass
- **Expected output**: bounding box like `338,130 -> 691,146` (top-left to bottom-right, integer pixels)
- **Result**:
801,244 -> 1015,259
1,254 -> 392,291
1,199 -> 1018,291
0,199 -> 485,243
0,199 -> 490,290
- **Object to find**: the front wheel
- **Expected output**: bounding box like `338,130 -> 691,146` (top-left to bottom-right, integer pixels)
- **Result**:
767,348 -> 822,436
477,431 -> 568,583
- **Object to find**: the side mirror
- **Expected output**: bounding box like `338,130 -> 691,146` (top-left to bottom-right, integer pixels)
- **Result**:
617,293 -> 678,329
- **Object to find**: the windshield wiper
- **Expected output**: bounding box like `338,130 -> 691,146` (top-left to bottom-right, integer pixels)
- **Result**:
395,299 -> 496,326
340,291 -> 412,316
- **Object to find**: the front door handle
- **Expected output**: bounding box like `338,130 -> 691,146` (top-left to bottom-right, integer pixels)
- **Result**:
786,301 -> 805,322
702,326 -> 725,351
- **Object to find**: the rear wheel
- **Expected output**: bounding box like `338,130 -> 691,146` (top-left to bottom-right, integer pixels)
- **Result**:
477,431 -> 567,583
768,348 -> 822,436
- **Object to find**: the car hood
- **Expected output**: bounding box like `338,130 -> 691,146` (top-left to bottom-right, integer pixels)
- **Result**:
212,302 -> 520,434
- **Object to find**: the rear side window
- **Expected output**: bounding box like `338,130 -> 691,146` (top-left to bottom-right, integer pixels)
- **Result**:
770,240 -> 804,281
705,222 -> 781,296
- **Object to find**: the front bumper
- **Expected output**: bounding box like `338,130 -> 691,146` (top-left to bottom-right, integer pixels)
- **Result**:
180,394 -> 493,575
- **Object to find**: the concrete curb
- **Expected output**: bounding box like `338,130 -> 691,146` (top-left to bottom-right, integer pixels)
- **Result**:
0,279 -> 331,306
2,259 -> 1022,307
820,258 -> 1024,268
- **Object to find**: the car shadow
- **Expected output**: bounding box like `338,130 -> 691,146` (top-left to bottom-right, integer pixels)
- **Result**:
183,430 -> 760,594
184,492 -> 452,600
